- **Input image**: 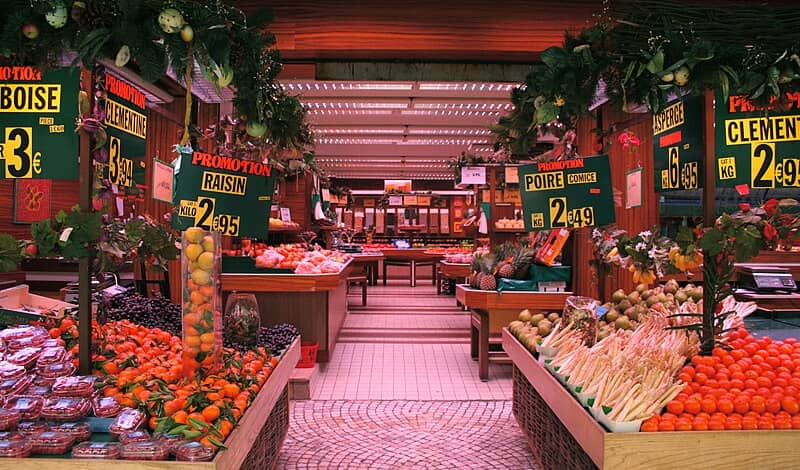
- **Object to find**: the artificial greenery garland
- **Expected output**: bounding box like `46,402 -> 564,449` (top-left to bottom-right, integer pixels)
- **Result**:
0,0 -> 312,154
492,0 -> 800,156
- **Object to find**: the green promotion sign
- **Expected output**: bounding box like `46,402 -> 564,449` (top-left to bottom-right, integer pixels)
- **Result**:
652,96 -> 703,191
103,73 -> 148,196
715,91 -> 800,189
172,151 -> 275,239
0,66 -> 79,179
519,154 -> 615,231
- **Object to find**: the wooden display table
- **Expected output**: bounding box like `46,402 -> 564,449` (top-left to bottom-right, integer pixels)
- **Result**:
456,285 -> 571,381
350,252 -> 384,285
0,338 -> 300,469
222,262 -> 352,362
503,329 -> 800,469
381,248 -> 443,287
437,262 -> 471,298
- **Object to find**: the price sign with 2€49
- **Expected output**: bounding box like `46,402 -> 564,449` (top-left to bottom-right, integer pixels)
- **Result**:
519,155 -> 615,231
172,152 -> 275,239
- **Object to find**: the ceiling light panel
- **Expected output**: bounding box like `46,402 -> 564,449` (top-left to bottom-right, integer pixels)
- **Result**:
417,82 -> 518,92
282,82 -> 415,91
313,127 -> 406,135
304,100 -> 408,109
407,127 -> 491,136
412,101 -> 514,110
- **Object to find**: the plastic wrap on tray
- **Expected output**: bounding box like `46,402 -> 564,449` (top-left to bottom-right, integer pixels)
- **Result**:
6,347 -> 42,369
156,433 -> 188,456
120,440 -> 169,461
175,441 -> 216,461
119,430 -> 151,445
49,420 -> 92,442
37,347 -> 67,366
72,441 -> 122,459
38,362 -> 76,379
0,376 -> 33,397
41,338 -> 65,348
0,326 -> 41,342
40,397 -> 91,421
0,431 -> 24,441
51,375 -> 97,397
92,395 -> 121,418
22,383 -> 51,397
0,362 -> 26,381
0,409 -> 19,431
108,407 -> 145,438
0,439 -> 32,458
17,420 -> 47,436
6,334 -> 47,352
29,430 -> 75,455
4,396 -> 43,420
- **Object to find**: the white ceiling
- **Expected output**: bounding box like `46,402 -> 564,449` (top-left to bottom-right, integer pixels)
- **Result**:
281,80 -> 539,180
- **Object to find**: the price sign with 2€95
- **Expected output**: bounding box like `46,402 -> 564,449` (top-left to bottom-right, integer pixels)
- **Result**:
0,66 -> 79,179
519,155 -> 615,231
172,151 -> 275,239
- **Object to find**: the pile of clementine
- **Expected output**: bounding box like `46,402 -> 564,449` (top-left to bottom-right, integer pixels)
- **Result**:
642,327 -> 800,432
48,317 -> 280,451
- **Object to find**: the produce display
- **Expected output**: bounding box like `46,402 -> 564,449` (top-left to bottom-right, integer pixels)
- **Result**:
443,252 -> 474,264
268,218 -> 300,230
249,243 -> 350,273
468,244 -> 535,291
105,290 -> 181,337
494,218 -> 524,230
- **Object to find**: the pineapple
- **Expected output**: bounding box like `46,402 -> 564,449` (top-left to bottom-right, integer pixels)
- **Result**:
511,247 -> 535,279
477,254 -> 497,291
497,261 -> 515,278
479,272 -> 497,290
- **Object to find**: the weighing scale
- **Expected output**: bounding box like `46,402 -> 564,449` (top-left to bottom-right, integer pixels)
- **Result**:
737,266 -> 797,293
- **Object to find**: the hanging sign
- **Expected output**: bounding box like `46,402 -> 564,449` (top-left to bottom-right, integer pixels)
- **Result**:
715,91 -> 800,189
172,151 -> 275,238
417,196 -> 431,206
0,67 -> 79,179
505,166 -> 519,184
152,159 -> 173,203
653,96 -> 703,191
460,166 -> 486,185
403,195 -> 418,206
103,72 -> 148,197
384,179 -> 411,192
388,195 -> 403,206
519,155 -> 615,231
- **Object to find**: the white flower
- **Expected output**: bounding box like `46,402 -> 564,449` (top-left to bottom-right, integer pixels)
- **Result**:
636,242 -> 648,252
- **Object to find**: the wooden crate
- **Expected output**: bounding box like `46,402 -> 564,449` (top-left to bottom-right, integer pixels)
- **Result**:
0,338 -> 300,469
503,328 -> 800,470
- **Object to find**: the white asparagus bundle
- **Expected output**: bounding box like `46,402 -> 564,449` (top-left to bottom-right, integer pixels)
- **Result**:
550,337 -> 585,368
540,320 -> 579,348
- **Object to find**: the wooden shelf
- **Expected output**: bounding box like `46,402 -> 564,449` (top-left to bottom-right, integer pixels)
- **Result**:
268,226 -> 301,233
221,260 -> 353,293
492,228 -> 527,233
503,328 -> 800,469
456,285 -> 572,311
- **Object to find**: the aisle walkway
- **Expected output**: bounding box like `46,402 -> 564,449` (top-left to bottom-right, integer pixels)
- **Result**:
277,281 -> 539,469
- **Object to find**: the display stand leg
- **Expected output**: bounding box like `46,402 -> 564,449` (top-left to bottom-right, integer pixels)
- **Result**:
410,260 -> 416,287
478,310 -> 489,381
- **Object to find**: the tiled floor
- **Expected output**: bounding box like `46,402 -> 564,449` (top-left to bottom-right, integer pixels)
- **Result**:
277,280 -> 538,469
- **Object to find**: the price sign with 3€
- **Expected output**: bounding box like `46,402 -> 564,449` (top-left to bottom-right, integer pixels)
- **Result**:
0,67 -> 79,179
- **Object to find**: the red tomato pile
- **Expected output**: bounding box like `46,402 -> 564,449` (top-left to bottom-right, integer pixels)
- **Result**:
642,328 -> 800,432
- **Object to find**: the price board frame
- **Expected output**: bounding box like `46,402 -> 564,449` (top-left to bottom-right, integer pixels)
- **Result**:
715,91 -> 800,189
519,154 -> 615,231
0,66 -> 79,180
652,95 -> 704,191
172,151 -> 275,239
102,72 -> 148,197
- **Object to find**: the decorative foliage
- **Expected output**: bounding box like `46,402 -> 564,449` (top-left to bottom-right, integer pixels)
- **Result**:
0,0 -> 311,155
491,0 -> 800,154
0,234 -> 24,272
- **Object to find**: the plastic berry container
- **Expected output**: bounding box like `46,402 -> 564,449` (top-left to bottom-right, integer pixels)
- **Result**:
49,421 -> 92,443
51,376 -> 97,397
6,348 -> 42,369
108,408 -> 145,438
0,362 -> 26,381
4,396 -> 43,420
72,441 -> 122,460
17,421 -> 47,437
29,431 -> 76,455
92,396 -> 121,418
0,376 -> 33,396
0,409 -> 19,431
42,338 -> 65,348
119,430 -> 151,445
0,326 -> 38,342
156,433 -> 188,456
37,347 -> 67,366
0,431 -> 24,441
120,441 -> 169,461
6,334 -> 47,352
23,383 -> 52,397
175,441 -> 216,462
0,439 -> 32,458
38,362 -> 76,379
41,397 -> 91,421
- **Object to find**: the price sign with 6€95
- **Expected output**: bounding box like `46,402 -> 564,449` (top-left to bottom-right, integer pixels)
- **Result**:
519,154 -> 615,231
172,151 -> 275,239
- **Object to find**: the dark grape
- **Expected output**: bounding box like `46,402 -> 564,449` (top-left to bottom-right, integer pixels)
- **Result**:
104,289 -> 181,336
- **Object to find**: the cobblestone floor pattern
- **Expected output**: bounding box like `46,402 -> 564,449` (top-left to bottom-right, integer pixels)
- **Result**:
277,280 -> 538,469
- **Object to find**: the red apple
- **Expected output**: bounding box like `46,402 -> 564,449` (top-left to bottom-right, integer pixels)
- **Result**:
22,23 -> 39,39
25,244 -> 37,257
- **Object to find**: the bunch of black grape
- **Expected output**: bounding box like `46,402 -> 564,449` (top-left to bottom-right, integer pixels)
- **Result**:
105,289 -> 181,336
258,323 -> 300,353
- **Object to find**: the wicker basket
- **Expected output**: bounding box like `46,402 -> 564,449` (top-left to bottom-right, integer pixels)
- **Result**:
513,365 -> 597,470
239,386 -> 291,470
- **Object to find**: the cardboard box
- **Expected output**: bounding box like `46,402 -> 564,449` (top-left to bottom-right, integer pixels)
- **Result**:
0,284 -> 76,326
536,229 -> 570,266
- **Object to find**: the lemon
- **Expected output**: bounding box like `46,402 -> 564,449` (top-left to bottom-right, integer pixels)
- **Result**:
191,268 -> 211,286
185,243 -> 203,261
185,227 -> 205,243
197,252 -> 215,271
201,235 -> 214,252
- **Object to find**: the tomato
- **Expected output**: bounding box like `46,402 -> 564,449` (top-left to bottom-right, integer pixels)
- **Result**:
717,398 -> 734,415
750,396 -> 767,413
700,398 -> 717,414
781,397 -> 800,414
666,400 -> 684,415
684,398 -> 701,415
733,397 -> 750,414
707,418 -> 725,431
741,416 -> 758,430
657,420 -> 675,432
724,418 -> 742,430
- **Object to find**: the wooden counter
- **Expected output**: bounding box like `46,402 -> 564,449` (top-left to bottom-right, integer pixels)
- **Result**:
350,252 -> 384,285
380,249 -> 443,287
0,338 -> 300,470
222,263 -> 352,362
438,262 -> 471,280
456,285 -> 571,381
503,328 -> 800,469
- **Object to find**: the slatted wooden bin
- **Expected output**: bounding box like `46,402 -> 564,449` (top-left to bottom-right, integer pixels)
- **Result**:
503,328 -> 800,470
1,337 -> 300,470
